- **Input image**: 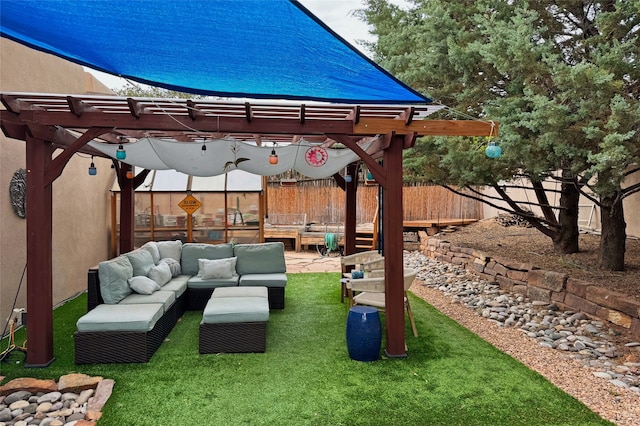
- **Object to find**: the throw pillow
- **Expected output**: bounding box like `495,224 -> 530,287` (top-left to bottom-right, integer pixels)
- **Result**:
159,257 -> 181,277
148,262 -> 172,286
128,276 -> 161,295
198,257 -> 237,279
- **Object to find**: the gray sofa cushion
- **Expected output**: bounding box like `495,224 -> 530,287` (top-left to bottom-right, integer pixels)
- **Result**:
76,303 -> 163,332
162,275 -> 190,298
181,243 -> 234,275
202,296 -> 269,324
156,240 -> 183,261
239,273 -> 287,288
119,290 -> 176,313
187,275 -> 239,289
140,241 -> 161,264
234,242 -> 286,275
98,256 -> 133,304
125,249 -> 155,277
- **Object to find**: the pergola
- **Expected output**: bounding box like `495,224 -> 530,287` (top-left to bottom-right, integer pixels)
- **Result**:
0,92 -> 496,366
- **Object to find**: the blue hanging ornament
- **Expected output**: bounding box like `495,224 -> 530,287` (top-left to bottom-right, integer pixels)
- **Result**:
485,141 -> 502,159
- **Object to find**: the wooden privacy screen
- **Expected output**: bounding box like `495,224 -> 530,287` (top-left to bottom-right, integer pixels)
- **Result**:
267,184 -> 482,225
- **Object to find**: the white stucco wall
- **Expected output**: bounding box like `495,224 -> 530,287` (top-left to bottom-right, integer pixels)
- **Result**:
482,171 -> 640,238
1,39 -> 115,333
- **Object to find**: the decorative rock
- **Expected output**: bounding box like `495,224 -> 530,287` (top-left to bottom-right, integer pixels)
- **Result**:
74,390 -> 93,407
86,380 -> 113,413
57,374 -> 102,394
0,408 -> 11,422
8,400 -> 29,411
0,379 -> 57,396
407,251 -> 640,396
61,393 -> 79,402
593,371 -> 613,380
0,375 -> 109,425
3,391 -> 32,405
37,392 -> 61,404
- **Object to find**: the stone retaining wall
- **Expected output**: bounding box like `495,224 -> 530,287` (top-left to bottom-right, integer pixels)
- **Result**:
419,232 -> 640,339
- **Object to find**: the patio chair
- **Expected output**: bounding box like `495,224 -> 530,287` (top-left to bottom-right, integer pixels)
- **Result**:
339,250 -> 382,303
348,268 -> 419,337
362,257 -> 385,275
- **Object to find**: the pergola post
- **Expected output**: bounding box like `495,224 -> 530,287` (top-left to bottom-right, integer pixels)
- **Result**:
343,162 -> 359,256
118,163 -> 135,254
383,134 -> 407,357
25,134 -> 55,367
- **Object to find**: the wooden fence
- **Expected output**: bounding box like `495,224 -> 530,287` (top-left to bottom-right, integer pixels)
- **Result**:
265,183 -> 483,225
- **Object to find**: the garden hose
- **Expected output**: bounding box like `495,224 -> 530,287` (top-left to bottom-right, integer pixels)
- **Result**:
325,233 -> 338,252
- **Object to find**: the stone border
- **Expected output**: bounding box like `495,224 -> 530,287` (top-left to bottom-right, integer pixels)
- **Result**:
0,374 -> 112,424
420,232 -> 640,339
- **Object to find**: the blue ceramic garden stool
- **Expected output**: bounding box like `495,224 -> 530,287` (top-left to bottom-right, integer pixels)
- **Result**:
346,306 -> 381,362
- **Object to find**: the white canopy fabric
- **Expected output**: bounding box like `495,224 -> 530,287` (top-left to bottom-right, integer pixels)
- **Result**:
89,137 -> 375,178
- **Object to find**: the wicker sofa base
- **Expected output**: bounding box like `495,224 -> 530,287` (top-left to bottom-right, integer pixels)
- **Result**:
199,322 -> 267,354
187,287 -> 285,311
74,325 -> 165,364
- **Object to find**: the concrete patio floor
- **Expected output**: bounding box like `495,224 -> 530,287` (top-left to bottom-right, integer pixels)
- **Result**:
285,250 -> 341,273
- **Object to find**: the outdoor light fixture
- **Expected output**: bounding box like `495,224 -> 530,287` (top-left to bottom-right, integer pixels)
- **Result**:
485,141 -> 502,159
116,144 -> 126,160
484,121 -> 502,159
88,156 -> 97,176
269,144 -> 278,165
126,169 -> 134,179
201,137 -> 207,156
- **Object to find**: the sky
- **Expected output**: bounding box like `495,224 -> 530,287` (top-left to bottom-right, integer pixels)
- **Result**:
88,0 -> 410,90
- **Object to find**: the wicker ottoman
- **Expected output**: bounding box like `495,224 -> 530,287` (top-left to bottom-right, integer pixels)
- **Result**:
199,289 -> 269,354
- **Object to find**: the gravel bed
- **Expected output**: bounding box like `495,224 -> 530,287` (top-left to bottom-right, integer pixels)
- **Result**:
407,253 -> 640,426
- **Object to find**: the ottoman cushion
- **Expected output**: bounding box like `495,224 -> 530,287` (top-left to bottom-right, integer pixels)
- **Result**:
212,286 -> 268,299
202,297 -> 269,324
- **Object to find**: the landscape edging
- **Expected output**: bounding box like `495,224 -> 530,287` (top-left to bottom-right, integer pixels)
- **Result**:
419,232 -> 640,339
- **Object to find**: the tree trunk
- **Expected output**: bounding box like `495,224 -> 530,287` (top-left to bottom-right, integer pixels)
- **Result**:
598,193 -> 626,271
552,179 -> 580,254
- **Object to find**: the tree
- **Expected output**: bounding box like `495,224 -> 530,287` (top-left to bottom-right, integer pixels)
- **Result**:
113,82 -> 205,99
358,0 -> 640,270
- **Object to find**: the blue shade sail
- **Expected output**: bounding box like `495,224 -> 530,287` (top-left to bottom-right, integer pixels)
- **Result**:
0,0 -> 429,104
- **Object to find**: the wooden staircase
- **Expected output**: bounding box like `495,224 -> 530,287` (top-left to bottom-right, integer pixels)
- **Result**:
355,209 -> 378,251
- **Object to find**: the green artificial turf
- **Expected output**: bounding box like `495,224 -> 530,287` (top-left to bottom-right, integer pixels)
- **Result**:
1,273 -> 613,425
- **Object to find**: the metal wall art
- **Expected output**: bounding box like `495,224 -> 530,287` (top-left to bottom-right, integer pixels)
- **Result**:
9,168 -> 27,218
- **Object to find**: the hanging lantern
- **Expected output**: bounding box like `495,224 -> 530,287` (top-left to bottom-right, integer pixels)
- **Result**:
88,156 -> 97,176
116,144 -> 127,160
485,141 -> 502,159
269,147 -> 278,165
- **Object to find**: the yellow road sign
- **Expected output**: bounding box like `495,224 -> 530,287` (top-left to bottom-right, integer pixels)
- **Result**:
179,194 -> 202,215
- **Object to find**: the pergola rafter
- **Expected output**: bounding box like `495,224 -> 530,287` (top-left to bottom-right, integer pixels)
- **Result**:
0,92 -> 497,365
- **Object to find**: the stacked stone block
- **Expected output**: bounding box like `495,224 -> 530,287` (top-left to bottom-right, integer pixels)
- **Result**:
420,232 -> 640,339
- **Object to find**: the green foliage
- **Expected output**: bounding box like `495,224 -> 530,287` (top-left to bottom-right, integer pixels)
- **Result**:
0,274 -> 611,425
113,82 -> 204,99
360,0 -> 640,197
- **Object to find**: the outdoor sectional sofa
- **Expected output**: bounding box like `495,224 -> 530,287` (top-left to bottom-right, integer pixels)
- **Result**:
74,241 -> 287,364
